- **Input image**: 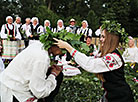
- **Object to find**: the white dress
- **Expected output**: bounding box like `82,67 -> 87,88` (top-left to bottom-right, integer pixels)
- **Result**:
0,42 -> 57,102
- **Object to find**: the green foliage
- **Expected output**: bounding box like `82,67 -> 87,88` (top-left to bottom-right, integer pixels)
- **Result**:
54,70 -> 103,102
39,27 -> 92,55
53,63 -> 138,102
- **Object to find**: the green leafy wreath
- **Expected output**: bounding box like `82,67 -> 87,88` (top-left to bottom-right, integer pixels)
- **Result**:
39,27 -> 93,55
101,20 -> 128,44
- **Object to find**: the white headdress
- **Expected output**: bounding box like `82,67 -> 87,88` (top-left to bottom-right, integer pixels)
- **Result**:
6,16 -> 13,22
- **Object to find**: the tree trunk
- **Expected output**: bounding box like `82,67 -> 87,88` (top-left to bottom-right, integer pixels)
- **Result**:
48,0 -> 52,10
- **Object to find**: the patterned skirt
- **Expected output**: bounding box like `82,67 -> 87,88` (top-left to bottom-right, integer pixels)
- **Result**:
2,40 -> 25,59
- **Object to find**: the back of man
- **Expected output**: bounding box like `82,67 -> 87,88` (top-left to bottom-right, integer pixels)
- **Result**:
0,42 -> 57,102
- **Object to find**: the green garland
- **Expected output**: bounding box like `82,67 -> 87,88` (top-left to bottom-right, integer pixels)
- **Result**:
39,27 -> 93,55
101,20 -> 128,44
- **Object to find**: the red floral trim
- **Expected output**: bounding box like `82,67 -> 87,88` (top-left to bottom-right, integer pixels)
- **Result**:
72,50 -> 77,57
26,97 -> 36,102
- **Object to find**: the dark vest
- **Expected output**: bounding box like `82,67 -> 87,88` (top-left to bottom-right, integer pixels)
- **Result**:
5,24 -> 16,37
102,49 -> 134,102
29,24 -> 40,40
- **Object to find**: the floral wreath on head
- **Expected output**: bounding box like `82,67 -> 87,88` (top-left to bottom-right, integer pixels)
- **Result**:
101,20 -> 128,44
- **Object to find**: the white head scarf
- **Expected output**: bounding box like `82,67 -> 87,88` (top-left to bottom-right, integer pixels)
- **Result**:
44,20 -> 51,27
6,16 -> 13,22
57,19 -> 64,30
31,17 -> 39,24
16,17 -> 21,21
82,20 -> 88,28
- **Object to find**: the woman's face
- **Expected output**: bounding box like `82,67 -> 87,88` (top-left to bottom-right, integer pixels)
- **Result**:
128,40 -> 134,48
82,22 -> 87,28
58,22 -> 63,27
100,30 -> 106,47
45,22 -> 50,27
33,20 -> 37,25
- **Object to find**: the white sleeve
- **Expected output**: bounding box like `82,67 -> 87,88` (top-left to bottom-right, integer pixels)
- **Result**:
93,45 -> 98,56
77,28 -> 80,34
26,28 -> 31,37
29,60 -> 57,99
71,49 -> 123,73
66,27 -> 70,32
0,25 -> 8,39
88,28 -> 92,36
95,29 -> 101,36
15,27 -> 22,40
37,26 -> 44,34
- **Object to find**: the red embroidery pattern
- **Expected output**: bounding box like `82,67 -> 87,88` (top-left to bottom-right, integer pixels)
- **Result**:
26,97 -> 36,102
103,55 -> 117,69
72,50 -> 77,57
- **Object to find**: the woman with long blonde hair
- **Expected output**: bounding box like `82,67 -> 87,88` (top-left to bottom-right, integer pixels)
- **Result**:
54,21 -> 134,102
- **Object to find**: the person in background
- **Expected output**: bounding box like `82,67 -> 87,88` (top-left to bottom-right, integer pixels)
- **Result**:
21,18 -> 31,47
66,18 -> 78,34
1,16 -> 21,40
0,16 -> 22,64
77,20 -> 92,42
14,17 -> 22,31
27,17 -> 43,44
54,21 -> 134,102
122,36 -> 138,63
86,36 -> 98,56
122,36 -> 138,83
43,20 -> 52,33
53,19 -> 64,33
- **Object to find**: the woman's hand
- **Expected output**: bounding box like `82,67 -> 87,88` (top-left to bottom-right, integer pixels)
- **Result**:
53,38 -> 73,53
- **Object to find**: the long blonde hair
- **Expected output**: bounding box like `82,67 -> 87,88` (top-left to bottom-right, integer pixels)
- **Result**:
96,30 -> 120,82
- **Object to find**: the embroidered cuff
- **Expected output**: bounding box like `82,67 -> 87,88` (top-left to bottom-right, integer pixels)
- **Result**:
51,72 -> 57,77
70,49 -> 77,57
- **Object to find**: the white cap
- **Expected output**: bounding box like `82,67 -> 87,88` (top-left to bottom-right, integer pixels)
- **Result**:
70,18 -> 75,22
57,19 -> 63,25
82,20 -> 88,27
6,16 -> 13,22
31,17 -> 39,24
16,16 -> 21,21
44,20 -> 50,27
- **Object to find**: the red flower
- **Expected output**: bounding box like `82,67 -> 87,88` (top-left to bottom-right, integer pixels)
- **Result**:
109,63 -> 114,68
106,56 -> 111,60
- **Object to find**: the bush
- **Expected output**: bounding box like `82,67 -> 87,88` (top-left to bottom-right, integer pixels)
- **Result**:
54,64 -> 138,102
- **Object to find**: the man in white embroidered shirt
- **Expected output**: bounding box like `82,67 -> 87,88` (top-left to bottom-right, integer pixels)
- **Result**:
0,41 -> 63,102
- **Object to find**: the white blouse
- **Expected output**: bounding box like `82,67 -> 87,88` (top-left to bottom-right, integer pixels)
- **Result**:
0,23 -> 21,40
70,49 -> 123,73
0,42 -> 57,102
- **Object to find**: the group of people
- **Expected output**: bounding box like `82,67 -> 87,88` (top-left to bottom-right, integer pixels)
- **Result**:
0,16 -> 95,64
0,16 -> 137,102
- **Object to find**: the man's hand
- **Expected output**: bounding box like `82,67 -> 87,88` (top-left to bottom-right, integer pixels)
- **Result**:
30,35 -> 33,37
51,64 -> 63,77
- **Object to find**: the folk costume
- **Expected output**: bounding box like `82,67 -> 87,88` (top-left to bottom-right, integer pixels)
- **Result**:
66,19 -> 78,34
52,19 -> 65,33
27,17 -> 43,45
43,20 -> 52,34
0,16 -> 23,60
77,20 -> 92,42
21,22 -> 31,47
70,48 -> 134,102
0,42 -> 63,102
